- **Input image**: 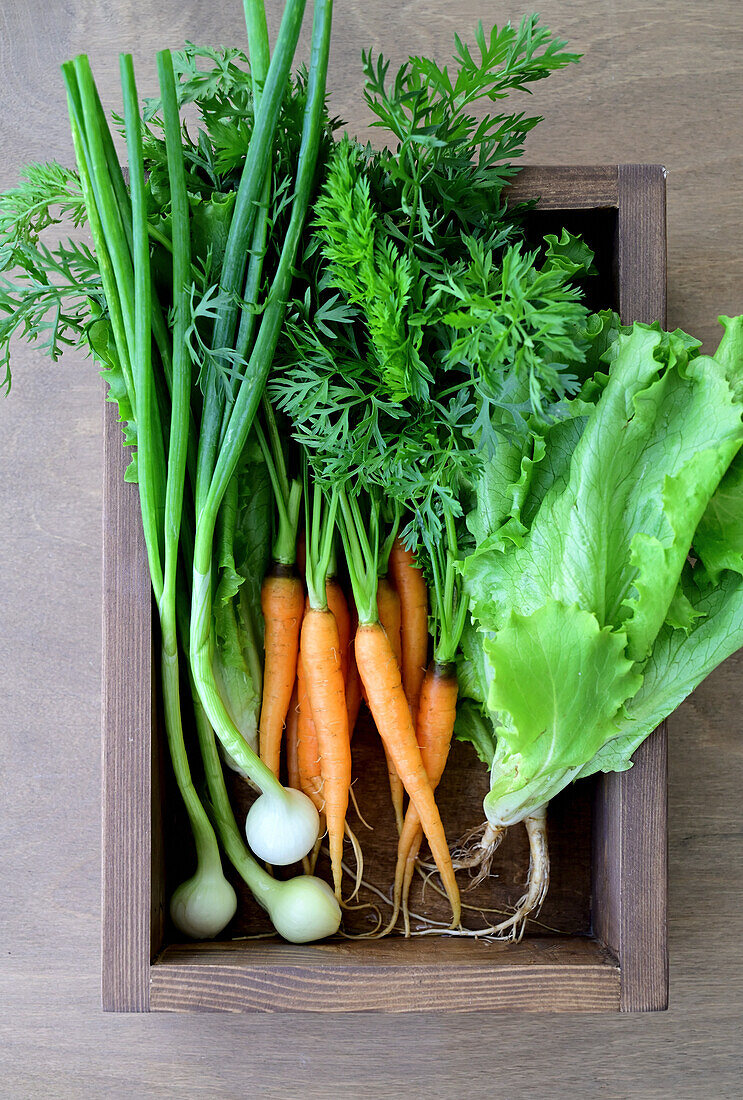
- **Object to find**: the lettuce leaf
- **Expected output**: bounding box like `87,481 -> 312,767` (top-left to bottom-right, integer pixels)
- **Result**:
460,318 -> 743,826
464,325 -> 743,660
212,439 -> 271,763
693,452 -> 743,582
454,698 -> 497,767
481,601 -> 640,825
690,319 -> 743,581
577,569 -> 743,779
87,312 -> 139,483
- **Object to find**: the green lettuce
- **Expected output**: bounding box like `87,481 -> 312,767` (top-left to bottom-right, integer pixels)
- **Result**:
212,438 -> 271,765
577,569 -> 743,780
460,319 -> 743,827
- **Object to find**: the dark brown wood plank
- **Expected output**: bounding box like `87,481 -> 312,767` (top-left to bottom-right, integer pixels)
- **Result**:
618,164 -> 668,326
507,165 -> 618,208
101,396 -> 153,1012
593,163 -> 669,1012
150,937 -> 619,1013
624,727 -> 668,1011
593,729 -> 669,1012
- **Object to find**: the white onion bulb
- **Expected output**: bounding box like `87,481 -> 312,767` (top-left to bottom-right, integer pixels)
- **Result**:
268,876 -> 341,943
245,787 -> 320,865
170,870 -> 237,939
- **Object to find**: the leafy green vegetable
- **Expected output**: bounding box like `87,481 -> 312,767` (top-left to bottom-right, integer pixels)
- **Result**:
460,319 -> 743,827
483,601 -> 640,824
453,697 -> 496,767
577,569 -> 743,779
361,16 -> 580,260
274,16 -> 585,667
465,326 -> 742,658
692,318 -> 743,581
694,454 -> 743,582
212,444 -> 271,759
0,162 -> 86,252
0,170 -> 104,393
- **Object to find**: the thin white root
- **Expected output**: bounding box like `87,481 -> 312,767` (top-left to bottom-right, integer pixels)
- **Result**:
410,861 -> 512,922
418,820 -> 504,887
342,823 -> 364,903
412,808 -> 550,941
348,783 -> 373,831
452,821 -> 505,885
338,901 -> 384,938
334,855 -> 450,936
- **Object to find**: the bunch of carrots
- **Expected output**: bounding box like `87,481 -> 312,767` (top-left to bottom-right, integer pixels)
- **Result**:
257,468 -> 461,930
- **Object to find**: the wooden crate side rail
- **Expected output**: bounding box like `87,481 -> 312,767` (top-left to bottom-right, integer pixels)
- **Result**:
150,938 -> 620,1013
506,164 -> 618,208
101,397 -> 153,1012
592,164 -> 669,1012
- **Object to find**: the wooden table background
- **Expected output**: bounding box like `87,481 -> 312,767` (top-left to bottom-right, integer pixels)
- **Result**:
1,0 -> 742,1095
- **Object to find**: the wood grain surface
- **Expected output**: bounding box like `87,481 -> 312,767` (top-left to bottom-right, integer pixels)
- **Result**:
149,938 -> 620,1014
593,164 -> 669,1011
101,398 -> 153,1013
1,0 -> 742,1095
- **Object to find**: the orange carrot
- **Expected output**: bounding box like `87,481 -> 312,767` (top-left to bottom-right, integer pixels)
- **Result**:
258,566 -> 305,777
345,597 -> 362,739
354,623 -> 461,926
296,654 -> 323,812
377,576 -> 402,665
376,576 -> 405,833
296,655 -> 325,876
397,662 -> 459,931
328,575 -> 363,738
301,607 -> 352,900
388,537 -> 428,727
285,680 -> 300,791
326,576 -> 350,684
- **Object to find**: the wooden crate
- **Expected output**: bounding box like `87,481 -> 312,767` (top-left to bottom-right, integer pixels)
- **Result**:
102,165 -> 668,1014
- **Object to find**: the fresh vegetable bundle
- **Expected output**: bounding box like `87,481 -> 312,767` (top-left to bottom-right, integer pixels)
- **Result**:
2,0 -> 742,944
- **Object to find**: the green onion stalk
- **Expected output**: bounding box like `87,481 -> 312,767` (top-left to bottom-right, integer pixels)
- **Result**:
189,0 -> 334,866
194,0 -> 308,519
232,0 -> 273,395
152,50 -> 239,937
255,398 -> 303,568
63,54 -> 237,938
